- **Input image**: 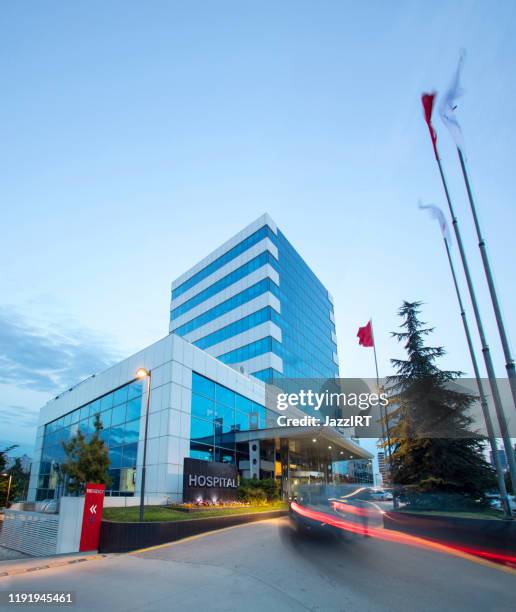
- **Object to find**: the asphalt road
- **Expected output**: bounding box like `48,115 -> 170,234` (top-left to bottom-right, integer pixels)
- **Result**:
1,517 -> 514,612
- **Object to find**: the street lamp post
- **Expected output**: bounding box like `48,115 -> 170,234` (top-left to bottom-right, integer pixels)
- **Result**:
1,473 -> 13,508
135,368 -> 151,522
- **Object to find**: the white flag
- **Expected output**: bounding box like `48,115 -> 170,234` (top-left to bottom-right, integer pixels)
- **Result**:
419,202 -> 452,245
439,52 -> 466,151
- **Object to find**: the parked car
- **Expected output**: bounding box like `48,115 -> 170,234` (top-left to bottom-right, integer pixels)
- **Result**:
489,496 -> 516,514
370,490 -> 393,501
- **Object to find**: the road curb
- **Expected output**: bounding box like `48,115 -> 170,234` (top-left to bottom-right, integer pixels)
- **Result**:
100,509 -> 288,553
0,554 -> 108,579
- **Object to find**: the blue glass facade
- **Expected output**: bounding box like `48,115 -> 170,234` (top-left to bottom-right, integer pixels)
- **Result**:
171,218 -> 339,383
35,379 -> 143,500
194,307 -> 281,350
273,230 -> 339,379
171,251 -> 279,319
171,278 -> 280,336
217,337 -> 281,365
172,225 -> 277,299
190,372 -> 276,463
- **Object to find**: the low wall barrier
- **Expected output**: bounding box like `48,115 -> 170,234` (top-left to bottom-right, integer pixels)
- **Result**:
0,510 -> 59,557
383,511 -> 516,558
0,498 -> 85,557
99,509 -> 288,553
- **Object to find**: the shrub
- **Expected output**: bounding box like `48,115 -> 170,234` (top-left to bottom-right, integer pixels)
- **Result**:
237,477 -> 280,503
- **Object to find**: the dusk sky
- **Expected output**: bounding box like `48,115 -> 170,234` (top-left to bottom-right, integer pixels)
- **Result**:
1,1 -> 515,451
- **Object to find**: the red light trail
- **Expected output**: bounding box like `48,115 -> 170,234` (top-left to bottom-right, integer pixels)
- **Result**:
290,502 -> 516,567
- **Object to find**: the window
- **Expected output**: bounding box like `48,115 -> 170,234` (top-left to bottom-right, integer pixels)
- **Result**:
236,395 -> 252,414
125,397 -> 141,422
235,411 -> 251,432
128,380 -> 144,400
215,403 -> 234,430
191,393 -> 215,420
121,443 -> 138,468
79,419 -> 92,437
190,417 -> 214,444
192,372 -> 215,399
99,409 -> 112,429
108,469 -> 121,492
216,384 -> 235,407
100,394 -> 113,411
123,419 -> 140,445
215,448 -> 235,464
119,468 -> 136,493
112,387 -> 128,407
190,444 -> 214,462
109,447 -> 122,469
111,403 -> 126,427
109,426 -> 124,448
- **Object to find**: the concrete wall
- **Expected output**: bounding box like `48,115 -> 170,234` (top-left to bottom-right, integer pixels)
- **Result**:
56,497 -> 84,554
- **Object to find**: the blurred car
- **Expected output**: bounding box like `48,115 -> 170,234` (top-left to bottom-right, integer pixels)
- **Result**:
290,484 -> 384,538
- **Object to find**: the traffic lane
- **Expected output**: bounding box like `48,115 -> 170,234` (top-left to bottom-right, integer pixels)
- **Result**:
1,518 -> 514,612
278,520 -> 515,611
137,517 -> 514,611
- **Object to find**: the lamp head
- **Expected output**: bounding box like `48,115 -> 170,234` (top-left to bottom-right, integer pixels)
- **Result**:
135,368 -> 150,379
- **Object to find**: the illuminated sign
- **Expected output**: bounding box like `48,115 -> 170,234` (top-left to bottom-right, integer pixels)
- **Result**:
183,458 -> 238,502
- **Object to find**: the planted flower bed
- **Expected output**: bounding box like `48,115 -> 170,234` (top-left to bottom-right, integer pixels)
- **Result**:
169,501 -> 252,513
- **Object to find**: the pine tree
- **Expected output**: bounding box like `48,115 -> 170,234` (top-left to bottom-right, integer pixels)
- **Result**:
386,301 -> 495,509
62,414 -> 111,495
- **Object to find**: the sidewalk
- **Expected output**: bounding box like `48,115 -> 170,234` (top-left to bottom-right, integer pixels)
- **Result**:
0,551 -> 109,578
0,546 -> 30,563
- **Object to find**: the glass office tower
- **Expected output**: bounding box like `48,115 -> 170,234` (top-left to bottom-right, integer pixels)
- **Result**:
169,214 -> 339,383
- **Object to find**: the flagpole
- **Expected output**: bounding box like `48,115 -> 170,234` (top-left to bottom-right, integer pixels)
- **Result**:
434,152 -> 516,496
457,148 -> 516,412
370,318 -> 380,385
443,236 -> 511,517
370,319 -> 394,488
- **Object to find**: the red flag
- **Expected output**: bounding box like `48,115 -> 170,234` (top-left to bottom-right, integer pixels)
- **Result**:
357,321 -> 374,347
422,92 -> 438,160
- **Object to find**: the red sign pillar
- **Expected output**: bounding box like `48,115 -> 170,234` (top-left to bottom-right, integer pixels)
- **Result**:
79,483 -> 106,552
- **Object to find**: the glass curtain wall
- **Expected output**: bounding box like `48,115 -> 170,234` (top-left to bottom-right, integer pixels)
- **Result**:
36,379 -> 143,500
190,372 -> 276,466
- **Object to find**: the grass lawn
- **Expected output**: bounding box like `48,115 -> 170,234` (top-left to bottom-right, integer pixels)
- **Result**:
103,501 -> 287,523
396,508 -> 506,521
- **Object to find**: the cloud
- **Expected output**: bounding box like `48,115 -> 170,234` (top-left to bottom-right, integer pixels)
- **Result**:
0,306 -> 121,393
0,405 -> 38,429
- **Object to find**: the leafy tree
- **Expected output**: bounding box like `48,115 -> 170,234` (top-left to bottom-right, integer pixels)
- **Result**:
0,445 -> 17,507
7,457 -> 30,502
0,445 -> 17,472
62,414 -> 111,495
386,301 -> 495,509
